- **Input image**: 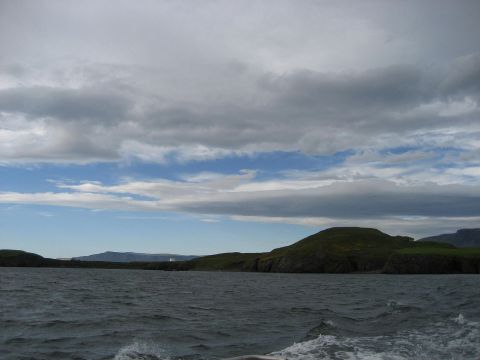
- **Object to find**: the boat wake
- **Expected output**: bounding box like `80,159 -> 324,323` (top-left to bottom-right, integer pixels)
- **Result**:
269,314 -> 480,360
114,341 -> 170,360
113,314 -> 480,360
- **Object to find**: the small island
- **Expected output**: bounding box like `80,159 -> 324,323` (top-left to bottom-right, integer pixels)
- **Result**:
2,227 -> 480,274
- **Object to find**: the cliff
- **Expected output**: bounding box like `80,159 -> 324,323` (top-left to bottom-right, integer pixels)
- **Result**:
383,248 -> 480,274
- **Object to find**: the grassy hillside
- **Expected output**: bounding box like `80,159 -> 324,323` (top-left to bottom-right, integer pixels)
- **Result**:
185,252 -> 261,271
176,227 -> 457,273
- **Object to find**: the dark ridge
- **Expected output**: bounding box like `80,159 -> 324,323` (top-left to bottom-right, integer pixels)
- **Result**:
419,229 -> 480,248
73,251 -> 197,262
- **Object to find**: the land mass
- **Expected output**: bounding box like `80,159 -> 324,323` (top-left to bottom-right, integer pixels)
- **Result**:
2,227 -> 480,274
73,251 -> 197,262
419,229 -> 480,248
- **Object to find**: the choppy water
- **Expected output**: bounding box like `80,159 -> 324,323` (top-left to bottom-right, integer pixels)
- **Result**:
0,268 -> 479,360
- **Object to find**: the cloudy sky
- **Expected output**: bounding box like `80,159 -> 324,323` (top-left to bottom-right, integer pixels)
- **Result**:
1,0 -> 479,257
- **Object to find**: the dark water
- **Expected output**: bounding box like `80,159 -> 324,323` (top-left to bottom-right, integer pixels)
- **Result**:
1,268 -> 479,360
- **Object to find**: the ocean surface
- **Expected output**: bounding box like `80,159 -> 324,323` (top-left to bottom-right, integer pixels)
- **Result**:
1,268 -> 479,360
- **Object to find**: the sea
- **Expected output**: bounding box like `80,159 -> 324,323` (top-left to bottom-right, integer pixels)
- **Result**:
1,268 -> 479,360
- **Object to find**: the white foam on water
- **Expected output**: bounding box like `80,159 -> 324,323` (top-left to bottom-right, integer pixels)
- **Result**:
453,313 -> 466,325
114,341 -> 171,360
269,314 -> 480,360
269,335 -> 405,360
112,315 -> 480,360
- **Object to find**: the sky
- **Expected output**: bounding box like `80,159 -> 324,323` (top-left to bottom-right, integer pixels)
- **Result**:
0,0 -> 480,258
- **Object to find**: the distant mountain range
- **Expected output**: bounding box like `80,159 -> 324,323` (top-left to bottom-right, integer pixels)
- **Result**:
73,251 -> 197,262
419,229 -> 480,248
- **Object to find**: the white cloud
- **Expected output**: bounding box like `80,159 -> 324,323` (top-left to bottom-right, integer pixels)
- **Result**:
1,163 -> 480,237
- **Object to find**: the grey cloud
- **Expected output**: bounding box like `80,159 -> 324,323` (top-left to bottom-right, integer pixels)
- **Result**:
2,179 -> 480,236
261,65 -> 425,111
0,1 -> 479,163
0,63 -> 29,78
0,58 -> 479,163
0,86 -> 132,121
176,181 -> 480,219
441,54 -> 480,97
134,60 -> 478,153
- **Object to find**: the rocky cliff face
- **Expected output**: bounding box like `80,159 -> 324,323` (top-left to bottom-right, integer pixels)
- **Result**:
383,253 -> 480,274
255,253 -> 354,273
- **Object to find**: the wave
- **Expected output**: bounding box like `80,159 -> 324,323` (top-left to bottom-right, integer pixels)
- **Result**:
269,314 -> 480,360
113,315 -> 479,360
114,341 -> 171,360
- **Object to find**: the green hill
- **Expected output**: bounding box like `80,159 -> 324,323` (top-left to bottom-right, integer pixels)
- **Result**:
256,227 -> 415,272
0,250 -> 48,267
167,227 -> 457,273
